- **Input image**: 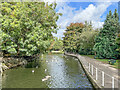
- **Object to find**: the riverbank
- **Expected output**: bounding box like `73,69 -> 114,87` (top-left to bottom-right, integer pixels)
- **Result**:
0,56 -> 27,76
65,52 -> 120,89
1,57 -> 32,89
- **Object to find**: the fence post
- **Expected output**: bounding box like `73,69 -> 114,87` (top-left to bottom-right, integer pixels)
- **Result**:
96,68 -> 98,80
102,71 -> 104,87
112,77 -> 114,89
89,63 -> 90,72
92,65 -> 93,75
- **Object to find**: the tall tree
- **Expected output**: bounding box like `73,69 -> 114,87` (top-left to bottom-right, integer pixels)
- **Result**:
63,22 -> 97,54
0,2 -> 61,56
63,23 -> 84,53
116,34 -> 120,55
76,21 -> 98,55
78,29 -> 98,55
93,9 -> 119,59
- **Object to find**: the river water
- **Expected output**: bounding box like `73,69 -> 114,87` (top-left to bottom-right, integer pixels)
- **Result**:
2,54 -> 93,88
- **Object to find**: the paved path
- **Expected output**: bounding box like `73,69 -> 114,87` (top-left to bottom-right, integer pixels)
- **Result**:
65,53 -> 120,89
83,56 -> 120,79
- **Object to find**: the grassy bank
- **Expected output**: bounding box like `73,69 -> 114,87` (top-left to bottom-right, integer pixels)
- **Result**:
81,55 -> 120,69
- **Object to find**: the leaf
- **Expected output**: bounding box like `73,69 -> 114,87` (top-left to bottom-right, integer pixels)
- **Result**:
8,48 -> 17,54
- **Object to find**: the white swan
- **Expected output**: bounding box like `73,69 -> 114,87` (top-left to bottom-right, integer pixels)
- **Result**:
42,75 -> 51,82
42,78 -> 47,81
46,75 -> 51,79
45,69 -> 47,72
32,70 -> 34,73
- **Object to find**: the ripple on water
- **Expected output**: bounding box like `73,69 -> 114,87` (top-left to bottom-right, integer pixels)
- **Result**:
2,54 -> 93,88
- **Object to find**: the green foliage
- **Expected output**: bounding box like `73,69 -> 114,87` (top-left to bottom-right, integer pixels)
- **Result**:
51,37 -> 63,51
63,23 -> 84,53
78,29 -> 98,55
0,2 -> 61,56
63,22 -> 97,54
93,9 -> 119,59
116,34 -> 120,54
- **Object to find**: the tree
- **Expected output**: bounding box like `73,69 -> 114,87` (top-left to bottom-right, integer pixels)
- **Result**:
116,33 -> 120,57
74,21 -> 98,55
51,37 -> 63,51
63,23 -> 84,53
93,9 -> 119,59
63,22 -> 97,55
0,2 -> 61,56
78,29 -> 98,55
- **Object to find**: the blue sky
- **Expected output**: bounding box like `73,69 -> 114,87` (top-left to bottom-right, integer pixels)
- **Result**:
68,2 -> 118,22
51,1 -> 118,38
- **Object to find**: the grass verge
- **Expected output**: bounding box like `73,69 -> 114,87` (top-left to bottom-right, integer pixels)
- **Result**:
81,55 -> 120,69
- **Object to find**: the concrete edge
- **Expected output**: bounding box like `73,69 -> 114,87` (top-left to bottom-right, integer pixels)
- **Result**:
78,56 -> 102,89
64,53 -> 102,90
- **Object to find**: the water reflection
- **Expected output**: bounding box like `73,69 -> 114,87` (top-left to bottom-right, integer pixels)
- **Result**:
2,54 -> 93,88
25,59 -> 40,68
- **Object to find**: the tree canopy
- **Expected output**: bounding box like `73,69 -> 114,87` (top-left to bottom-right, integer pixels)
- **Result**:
0,2 -> 61,56
63,22 -> 98,54
93,9 -> 119,59
63,23 -> 84,53
50,37 -> 63,51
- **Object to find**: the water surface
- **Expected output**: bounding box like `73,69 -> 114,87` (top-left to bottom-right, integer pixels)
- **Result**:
2,54 -> 93,88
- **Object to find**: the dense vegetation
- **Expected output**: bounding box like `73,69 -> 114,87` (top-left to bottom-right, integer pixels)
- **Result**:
63,9 -> 120,59
94,9 -> 119,59
50,37 -> 63,51
63,23 -> 84,53
63,22 -> 98,55
0,2 -> 120,60
116,33 -> 120,57
0,2 -> 61,56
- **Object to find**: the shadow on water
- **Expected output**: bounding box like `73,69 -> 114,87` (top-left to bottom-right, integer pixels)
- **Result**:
25,59 -> 40,68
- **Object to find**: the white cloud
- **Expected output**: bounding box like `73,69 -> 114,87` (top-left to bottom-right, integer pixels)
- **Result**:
72,2 -> 111,26
52,1 -> 112,38
56,2 -> 76,29
92,21 -> 104,28
52,29 -> 65,38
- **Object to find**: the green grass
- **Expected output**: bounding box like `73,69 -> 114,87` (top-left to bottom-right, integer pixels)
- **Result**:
81,55 -> 120,69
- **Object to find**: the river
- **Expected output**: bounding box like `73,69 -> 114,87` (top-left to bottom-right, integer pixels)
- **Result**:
2,54 -> 93,88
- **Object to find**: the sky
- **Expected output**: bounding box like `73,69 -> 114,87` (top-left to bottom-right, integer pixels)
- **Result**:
46,0 -> 119,38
